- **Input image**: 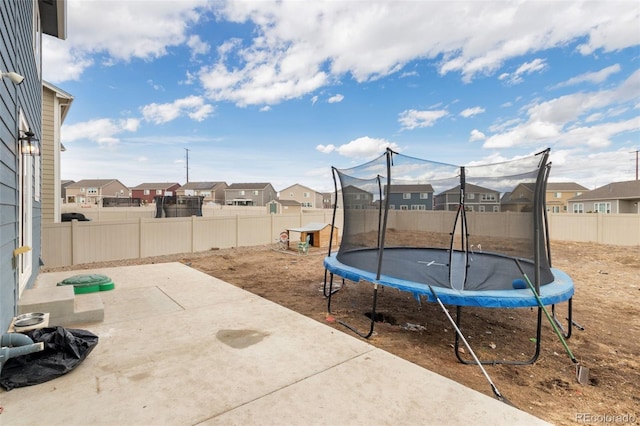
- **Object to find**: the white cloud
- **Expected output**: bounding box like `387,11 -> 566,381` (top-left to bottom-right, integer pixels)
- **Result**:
328,94 -> 344,103
43,0 -> 209,82
499,58 -> 547,85
198,2 -> 640,105
469,129 -> 486,142
460,107 -> 485,118
552,64 -> 622,89
398,109 -> 448,130
62,118 -> 140,147
147,80 -> 165,91
141,96 -> 215,124
47,1 -> 639,105
187,35 -> 211,58
483,70 -> 640,149
549,148 -> 639,188
317,136 -> 399,158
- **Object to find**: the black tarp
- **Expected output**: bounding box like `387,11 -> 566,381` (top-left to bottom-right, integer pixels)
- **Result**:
0,327 -> 98,391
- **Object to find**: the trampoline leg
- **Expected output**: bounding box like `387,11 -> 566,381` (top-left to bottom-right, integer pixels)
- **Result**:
552,298 -> 580,338
337,285 -> 378,339
454,306 -> 542,366
323,269 -> 343,298
325,273 -> 377,339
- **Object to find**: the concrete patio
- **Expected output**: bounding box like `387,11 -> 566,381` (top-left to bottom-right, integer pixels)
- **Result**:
1,263 -> 548,425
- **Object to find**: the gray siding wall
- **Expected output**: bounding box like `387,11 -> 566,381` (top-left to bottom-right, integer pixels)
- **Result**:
0,0 -> 43,331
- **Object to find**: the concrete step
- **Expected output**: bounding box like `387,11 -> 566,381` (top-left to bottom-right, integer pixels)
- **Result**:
18,286 -> 104,327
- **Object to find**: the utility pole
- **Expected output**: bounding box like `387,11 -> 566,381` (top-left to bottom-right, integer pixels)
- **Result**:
185,148 -> 190,183
633,149 -> 639,181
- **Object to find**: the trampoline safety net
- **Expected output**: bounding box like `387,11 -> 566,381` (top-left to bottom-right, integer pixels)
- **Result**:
154,195 -> 204,218
331,148 -> 553,292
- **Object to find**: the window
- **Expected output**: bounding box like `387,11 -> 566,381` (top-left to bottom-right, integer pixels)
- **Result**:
253,190 -> 259,195
493,206 -> 500,212
411,205 -> 426,210
156,189 -> 162,195
572,203 -> 584,213
419,193 -> 429,199
80,188 -> 85,192
400,205 -> 408,210
575,192 -> 583,196
481,193 -> 496,201
239,190 -> 245,196
479,206 -> 485,212
303,192 -> 309,198
144,189 -> 150,195
289,192 -> 294,197
87,188 -> 98,195
554,192 -> 562,198
467,193 -> 475,200
552,206 -> 560,213
594,202 -> 611,214
403,193 -> 411,199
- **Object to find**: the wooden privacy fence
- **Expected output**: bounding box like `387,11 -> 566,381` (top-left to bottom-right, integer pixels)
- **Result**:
42,211 -> 639,268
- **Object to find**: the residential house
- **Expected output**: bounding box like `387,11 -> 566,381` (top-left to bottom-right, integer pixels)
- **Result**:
386,184 -> 434,210
278,183 -> 324,208
500,183 -> 535,213
434,183 -> 500,212
336,186 -> 375,209
568,180 -> 640,214
61,179 -> 74,204
321,192 -> 333,209
131,182 -> 181,204
225,183 -> 277,206
545,182 -> 589,213
0,0 -> 67,331
267,199 -> 302,214
65,179 -> 130,205
176,181 -> 227,205
42,81 -> 73,222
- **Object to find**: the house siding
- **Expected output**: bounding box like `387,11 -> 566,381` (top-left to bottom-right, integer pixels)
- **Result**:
279,184 -> 319,208
41,86 -> 55,222
0,0 -> 44,331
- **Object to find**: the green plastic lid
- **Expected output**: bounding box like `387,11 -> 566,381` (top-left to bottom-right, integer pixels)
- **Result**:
57,274 -> 115,294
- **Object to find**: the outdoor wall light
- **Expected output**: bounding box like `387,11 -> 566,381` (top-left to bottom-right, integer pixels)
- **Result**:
1,70 -> 25,85
19,130 -> 40,156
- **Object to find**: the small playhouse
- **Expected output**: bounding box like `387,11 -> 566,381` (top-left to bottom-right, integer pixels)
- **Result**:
287,223 -> 339,248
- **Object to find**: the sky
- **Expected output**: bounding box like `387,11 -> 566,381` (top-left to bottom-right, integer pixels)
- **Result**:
45,0 -> 640,193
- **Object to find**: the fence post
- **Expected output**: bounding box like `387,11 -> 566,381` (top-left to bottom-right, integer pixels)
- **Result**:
236,215 -> 240,248
597,213 -> 604,244
191,215 -> 196,253
71,220 -> 78,265
139,217 -> 144,259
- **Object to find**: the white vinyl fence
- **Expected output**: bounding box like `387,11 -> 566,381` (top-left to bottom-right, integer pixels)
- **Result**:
42,210 -> 639,268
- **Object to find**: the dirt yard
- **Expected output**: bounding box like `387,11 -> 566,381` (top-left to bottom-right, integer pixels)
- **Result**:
45,240 -> 639,425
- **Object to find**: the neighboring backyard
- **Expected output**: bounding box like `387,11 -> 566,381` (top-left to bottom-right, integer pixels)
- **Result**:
45,240 -> 639,425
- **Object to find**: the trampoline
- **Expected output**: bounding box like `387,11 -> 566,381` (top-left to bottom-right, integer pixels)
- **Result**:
323,148 -> 577,365
324,248 -> 574,308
